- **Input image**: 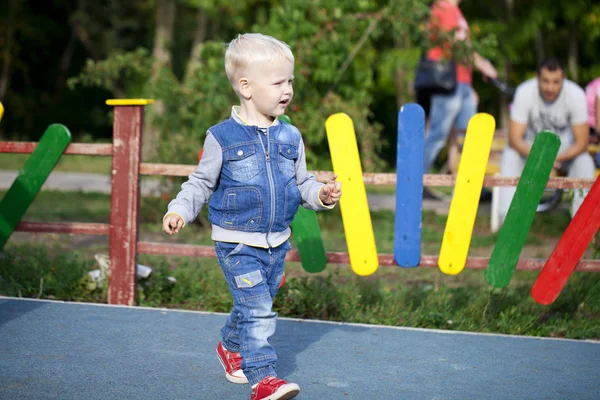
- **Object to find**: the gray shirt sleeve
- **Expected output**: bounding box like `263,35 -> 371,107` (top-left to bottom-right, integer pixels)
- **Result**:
165,132 -> 222,225
568,84 -> 588,125
295,138 -> 334,211
510,83 -> 530,124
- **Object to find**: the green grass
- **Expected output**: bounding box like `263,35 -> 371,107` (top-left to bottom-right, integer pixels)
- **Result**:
1,189 -> 598,339
1,242 -> 599,339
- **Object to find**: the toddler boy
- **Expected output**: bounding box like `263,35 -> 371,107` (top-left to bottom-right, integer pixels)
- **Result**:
162,33 -> 342,400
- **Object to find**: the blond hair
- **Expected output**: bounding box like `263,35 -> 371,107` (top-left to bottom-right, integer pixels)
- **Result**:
225,33 -> 294,91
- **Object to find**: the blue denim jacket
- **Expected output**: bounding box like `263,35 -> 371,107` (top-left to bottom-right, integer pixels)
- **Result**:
209,116 -> 305,233
165,107 -> 333,248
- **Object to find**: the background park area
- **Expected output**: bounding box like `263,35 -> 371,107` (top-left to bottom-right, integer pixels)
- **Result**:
1,0 -> 600,340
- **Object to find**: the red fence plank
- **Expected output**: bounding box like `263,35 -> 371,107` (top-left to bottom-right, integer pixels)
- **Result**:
532,176 -> 600,305
108,106 -> 144,306
15,221 -> 110,235
136,242 -> 600,272
0,142 -> 113,156
138,242 -> 216,257
140,163 -> 195,176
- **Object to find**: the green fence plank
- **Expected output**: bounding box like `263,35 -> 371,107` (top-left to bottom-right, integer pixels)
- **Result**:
0,124 -> 72,248
292,206 -> 328,273
279,114 -> 328,273
485,131 -> 560,288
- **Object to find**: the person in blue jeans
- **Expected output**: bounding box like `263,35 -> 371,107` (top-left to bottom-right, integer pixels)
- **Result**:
585,77 -> 600,167
422,0 -> 498,179
597,84 -> 600,167
162,33 -> 342,400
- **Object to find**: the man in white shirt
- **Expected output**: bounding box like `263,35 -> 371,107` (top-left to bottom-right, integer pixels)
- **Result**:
498,58 -> 595,224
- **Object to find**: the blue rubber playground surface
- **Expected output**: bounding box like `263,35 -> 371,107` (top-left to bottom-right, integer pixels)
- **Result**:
1,297 -> 599,400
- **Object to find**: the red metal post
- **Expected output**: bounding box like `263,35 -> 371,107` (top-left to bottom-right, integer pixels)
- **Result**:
106,99 -> 153,305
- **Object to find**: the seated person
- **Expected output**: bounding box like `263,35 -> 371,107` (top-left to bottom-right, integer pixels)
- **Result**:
498,58 -> 595,225
585,77 -> 600,139
597,82 -> 600,167
587,77 -> 600,166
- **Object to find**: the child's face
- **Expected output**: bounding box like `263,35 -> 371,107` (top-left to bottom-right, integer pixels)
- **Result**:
244,58 -> 294,119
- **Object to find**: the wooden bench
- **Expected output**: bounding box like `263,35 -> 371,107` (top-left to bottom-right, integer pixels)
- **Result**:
452,130 -> 599,232
454,130 -> 600,178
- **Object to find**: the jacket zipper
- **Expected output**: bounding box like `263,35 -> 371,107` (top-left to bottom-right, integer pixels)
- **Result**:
258,127 -> 275,248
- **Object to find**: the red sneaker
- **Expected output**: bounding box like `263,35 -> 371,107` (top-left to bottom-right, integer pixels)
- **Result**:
251,376 -> 300,400
216,342 -> 248,384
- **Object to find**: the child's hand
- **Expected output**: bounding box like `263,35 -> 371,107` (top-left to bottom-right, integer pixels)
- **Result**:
320,174 -> 342,205
163,213 -> 184,235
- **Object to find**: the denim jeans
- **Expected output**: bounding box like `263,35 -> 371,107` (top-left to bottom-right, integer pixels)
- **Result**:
214,239 -> 290,386
423,83 -> 477,173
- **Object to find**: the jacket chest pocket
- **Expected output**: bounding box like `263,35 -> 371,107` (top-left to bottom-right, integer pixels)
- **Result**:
277,144 -> 298,178
224,144 -> 260,181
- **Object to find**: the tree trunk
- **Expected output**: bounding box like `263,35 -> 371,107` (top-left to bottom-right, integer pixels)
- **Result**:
70,0 -> 126,99
184,10 -> 208,84
499,0 -> 514,130
326,11 -> 383,96
567,28 -> 578,82
0,0 -> 17,100
394,67 -> 405,109
146,0 -> 176,160
393,39 -> 406,110
535,31 -> 545,66
152,0 -> 176,74
71,0 -> 102,61
55,29 -> 77,96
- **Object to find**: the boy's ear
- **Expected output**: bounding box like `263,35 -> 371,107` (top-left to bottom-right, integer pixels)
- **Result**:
238,77 -> 251,99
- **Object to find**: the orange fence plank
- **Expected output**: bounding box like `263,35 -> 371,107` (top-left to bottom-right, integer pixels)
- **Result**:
15,221 -> 110,235
139,163 -> 595,189
0,142 -> 112,156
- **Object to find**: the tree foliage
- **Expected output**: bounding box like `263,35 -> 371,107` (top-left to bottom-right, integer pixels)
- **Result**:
1,0 -> 599,170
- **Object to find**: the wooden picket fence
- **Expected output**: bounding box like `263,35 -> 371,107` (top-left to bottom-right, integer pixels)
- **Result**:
1,101 -> 599,305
